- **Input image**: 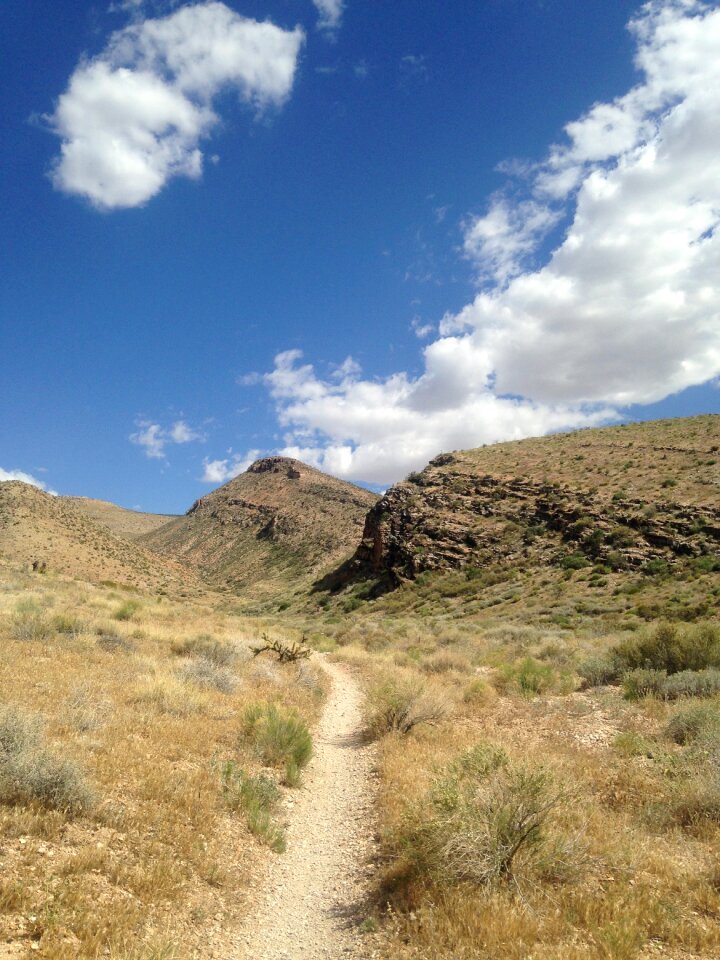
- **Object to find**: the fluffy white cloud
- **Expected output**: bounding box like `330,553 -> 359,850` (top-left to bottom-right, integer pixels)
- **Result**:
130,419 -> 205,459
201,450 -> 261,483
255,1 -> 720,485
49,2 -> 304,209
0,468 -> 58,495
313,0 -> 343,33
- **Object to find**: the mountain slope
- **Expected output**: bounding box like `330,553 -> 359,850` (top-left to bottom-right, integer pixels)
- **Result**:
141,457 -> 378,594
333,415 -> 720,593
65,497 -> 177,539
0,481 -> 199,592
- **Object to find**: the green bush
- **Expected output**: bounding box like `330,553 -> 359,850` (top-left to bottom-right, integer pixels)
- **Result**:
51,613 -> 85,637
365,674 -> 449,739
0,706 -> 94,815
622,669 -> 667,701
220,761 -> 285,852
113,600 -> 141,621
397,744 -> 573,886
577,654 -> 622,687
560,554 -> 590,571
240,703 -> 312,783
666,705 -> 720,745
613,622 -> 720,675
496,658 -> 566,697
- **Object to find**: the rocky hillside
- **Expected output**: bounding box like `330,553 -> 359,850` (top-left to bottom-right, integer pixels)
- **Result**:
0,481 -> 199,592
65,497 -> 176,539
141,457 -> 378,594
335,415 -> 720,592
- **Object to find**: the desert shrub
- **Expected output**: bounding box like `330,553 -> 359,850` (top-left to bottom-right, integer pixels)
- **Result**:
560,553 -> 590,570
176,659 -> 237,694
51,613 -> 85,637
661,669 -> 720,701
96,625 -> 135,654
495,658 -> 564,697
10,611 -> 53,642
113,600 -> 141,621
462,678 -> 497,707
613,622 -> 720,675
0,707 -> 94,815
622,669 -> 667,701
170,633 -> 240,666
670,770 -> 720,827
219,761 -> 285,852
397,744 -> 573,887
422,651 -> 471,674
240,703 -> 312,783
64,685 -> 111,732
364,674 -> 449,739
577,653 -> 622,687
666,705 -> 720,745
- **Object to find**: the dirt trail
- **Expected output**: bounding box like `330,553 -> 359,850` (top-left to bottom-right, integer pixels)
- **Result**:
236,657 -> 378,960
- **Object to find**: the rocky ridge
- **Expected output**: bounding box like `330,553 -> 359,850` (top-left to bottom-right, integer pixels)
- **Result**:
335,416 -> 720,592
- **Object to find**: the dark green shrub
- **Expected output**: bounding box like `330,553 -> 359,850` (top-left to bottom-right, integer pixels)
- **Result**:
560,554 -> 590,571
613,622 -> 720,675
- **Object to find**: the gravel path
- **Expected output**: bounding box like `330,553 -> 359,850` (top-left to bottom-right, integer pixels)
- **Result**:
236,657 -> 378,960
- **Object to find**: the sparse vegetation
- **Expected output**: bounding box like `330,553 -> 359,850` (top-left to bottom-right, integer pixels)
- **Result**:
220,761 -> 285,852
0,706 -> 94,814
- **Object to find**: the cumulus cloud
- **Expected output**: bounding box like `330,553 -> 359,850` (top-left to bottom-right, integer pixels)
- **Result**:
313,0 -> 343,33
201,450 -> 260,483
49,2 -> 304,209
0,468 -> 58,495
254,1 -> 720,485
130,418 -> 205,459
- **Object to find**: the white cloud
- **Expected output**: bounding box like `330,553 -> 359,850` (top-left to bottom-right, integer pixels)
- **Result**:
169,419 -> 203,443
0,468 -> 58,496
201,450 -> 260,483
313,0 -> 343,33
130,418 -> 205,459
255,1 -> 720,485
49,2 -> 304,209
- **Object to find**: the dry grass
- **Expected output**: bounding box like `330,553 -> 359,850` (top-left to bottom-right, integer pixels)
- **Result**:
328,600 -> 720,960
0,565 -> 325,959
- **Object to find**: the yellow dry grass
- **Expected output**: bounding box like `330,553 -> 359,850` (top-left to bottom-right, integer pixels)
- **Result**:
0,565 -> 325,959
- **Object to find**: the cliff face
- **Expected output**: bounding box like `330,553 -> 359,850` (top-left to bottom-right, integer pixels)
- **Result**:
338,416 -> 720,592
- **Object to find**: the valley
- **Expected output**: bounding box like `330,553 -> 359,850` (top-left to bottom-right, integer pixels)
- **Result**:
1,415 -> 719,959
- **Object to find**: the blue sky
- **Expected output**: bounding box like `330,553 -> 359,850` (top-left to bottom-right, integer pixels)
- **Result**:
1,0 -> 718,513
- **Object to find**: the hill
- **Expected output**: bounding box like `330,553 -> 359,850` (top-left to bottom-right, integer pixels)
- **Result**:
0,481 -> 199,593
140,456 -> 378,595
65,496 -> 177,539
328,415 -> 720,595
